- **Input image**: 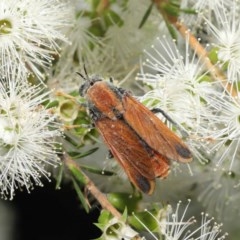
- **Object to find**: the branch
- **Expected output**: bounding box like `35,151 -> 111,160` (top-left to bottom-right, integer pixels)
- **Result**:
151,0 -> 238,97
63,153 -> 122,218
63,154 -> 143,239
173,21 -> 238,98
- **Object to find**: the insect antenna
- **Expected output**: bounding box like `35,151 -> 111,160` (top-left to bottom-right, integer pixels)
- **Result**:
83,64 -> 89,80
77,64 -> 91,82
78,64 -> 95,96
76,71 -> 86,80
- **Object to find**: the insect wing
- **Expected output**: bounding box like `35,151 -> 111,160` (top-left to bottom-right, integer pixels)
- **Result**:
151,152 -> 169,179
95,117 -> 167,194
86,81 -> 124,120
122,94 -> 192,163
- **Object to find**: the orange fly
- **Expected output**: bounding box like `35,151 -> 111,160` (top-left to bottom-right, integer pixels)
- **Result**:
78,67 -> 192,195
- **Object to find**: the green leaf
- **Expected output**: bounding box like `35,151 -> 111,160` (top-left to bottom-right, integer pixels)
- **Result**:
208,47 -> 219,64
180,8 -> 197,15
81,165 -> 116,176
68,164 -> 88,185
68,147 -> 99,159
104,10 -> 123,27
55,164 -> 64,190
71,177 -> 89,213
128,209 -> 159,232
97,209 -> 113,226
138,2 -> 154,29
166,20 -> 178,40
107,192 -> 141,213
45,100 -> 59,109
161,1 -> 180,17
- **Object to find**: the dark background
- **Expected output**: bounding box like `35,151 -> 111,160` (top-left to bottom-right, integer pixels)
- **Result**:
9,181 -> 101,240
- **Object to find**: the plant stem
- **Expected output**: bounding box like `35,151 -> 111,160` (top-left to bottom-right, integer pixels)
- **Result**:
174,21 -> 238,97
64,154 -> 122,218
151,0 -> 238,97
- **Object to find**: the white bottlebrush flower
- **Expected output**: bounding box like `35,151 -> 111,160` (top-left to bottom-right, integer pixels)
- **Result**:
50,3 -> 123,92
205,2 -> 240,90
0,77 -> 61,199
180,0 -> 234,45
104,2 -> 151,68
200,89 -> 240,170
103,0 -> 160,75
137,36 -> 211,163
181,0 -> 232,13
0,0 -> 72,81
49,13 -> 103,92
51,0 -> 161,92
134,200 -> 227,240
137,36 -> 208,124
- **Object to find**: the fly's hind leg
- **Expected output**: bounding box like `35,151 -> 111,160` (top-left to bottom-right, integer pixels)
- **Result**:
107,150 -> 114,159
151,108 -> 189,138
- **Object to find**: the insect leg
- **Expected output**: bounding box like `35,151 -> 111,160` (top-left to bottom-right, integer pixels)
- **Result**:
106,150 -> 114,159
77,99 -> 89,109
109,77 -> 114,83
151,108 -> 189,138
151,108 -> 176,123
